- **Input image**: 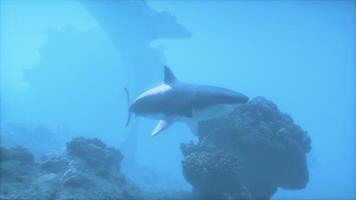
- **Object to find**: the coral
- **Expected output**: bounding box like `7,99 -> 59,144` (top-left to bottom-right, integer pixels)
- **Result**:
66,137 -> 123,178
0,146 -> 35,165
0,137 -> 140,200
181,97 -> 311,200
181,147 -> 246,199
0,146 -> 40,199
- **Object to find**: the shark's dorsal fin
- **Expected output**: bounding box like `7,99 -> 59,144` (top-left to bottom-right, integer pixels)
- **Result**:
152,119 -> 174,136
164,65 -> 178,85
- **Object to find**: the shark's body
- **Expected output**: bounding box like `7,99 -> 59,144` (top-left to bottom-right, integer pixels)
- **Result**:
126,66 -> 249,136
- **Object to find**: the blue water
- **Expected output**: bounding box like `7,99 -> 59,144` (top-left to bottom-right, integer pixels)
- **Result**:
1,1 -> 355,199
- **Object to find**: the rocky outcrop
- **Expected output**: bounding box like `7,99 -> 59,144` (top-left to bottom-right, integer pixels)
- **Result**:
0,146 -> 40,199
181,97 -> 311,200
0,137 -> 140,200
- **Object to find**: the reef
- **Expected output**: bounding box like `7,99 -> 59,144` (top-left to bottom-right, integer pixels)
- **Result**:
0,97 -> 311,200
0,137 -> 140,200
181,97 -> 311,200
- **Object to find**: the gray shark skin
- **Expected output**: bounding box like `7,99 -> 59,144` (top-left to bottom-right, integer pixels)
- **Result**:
126,66 -> 249,136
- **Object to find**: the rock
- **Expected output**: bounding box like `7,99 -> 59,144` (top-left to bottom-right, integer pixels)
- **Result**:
0,146 -> 39,199
21,173 -> 62,200
181,97 -> 311,200
66,137 -> 123,179
182,148 -> 243,199
62,167 -> 94,188
0,146 -> 37,181
41,154 -> 70,173
0,137 -> 141,200
0,146 -> 34,164
66,137 -> 123,169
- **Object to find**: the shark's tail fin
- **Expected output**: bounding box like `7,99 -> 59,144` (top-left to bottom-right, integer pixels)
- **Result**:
124,87 -> 131,127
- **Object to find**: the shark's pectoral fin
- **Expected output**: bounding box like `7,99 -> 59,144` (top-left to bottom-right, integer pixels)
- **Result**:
152,119 -> 174,137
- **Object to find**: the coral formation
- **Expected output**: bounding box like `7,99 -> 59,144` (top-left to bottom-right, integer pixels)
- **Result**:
181,97 -> 311,200
0,137 -> 140,200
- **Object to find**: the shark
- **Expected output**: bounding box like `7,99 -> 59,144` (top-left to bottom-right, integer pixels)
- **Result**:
125,66 -> 249,136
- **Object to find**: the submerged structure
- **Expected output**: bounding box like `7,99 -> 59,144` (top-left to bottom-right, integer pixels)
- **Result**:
79,0 -> 191,170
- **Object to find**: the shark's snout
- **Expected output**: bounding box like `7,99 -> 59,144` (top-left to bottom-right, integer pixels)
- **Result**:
212,88 -> 249,105
224,94 -> 248,104
232,93 -> 249,104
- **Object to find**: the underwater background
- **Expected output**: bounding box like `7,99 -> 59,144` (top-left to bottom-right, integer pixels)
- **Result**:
0,0 -> 355,199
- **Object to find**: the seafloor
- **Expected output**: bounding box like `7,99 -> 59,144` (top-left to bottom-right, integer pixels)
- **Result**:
0,97 -> 311,200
